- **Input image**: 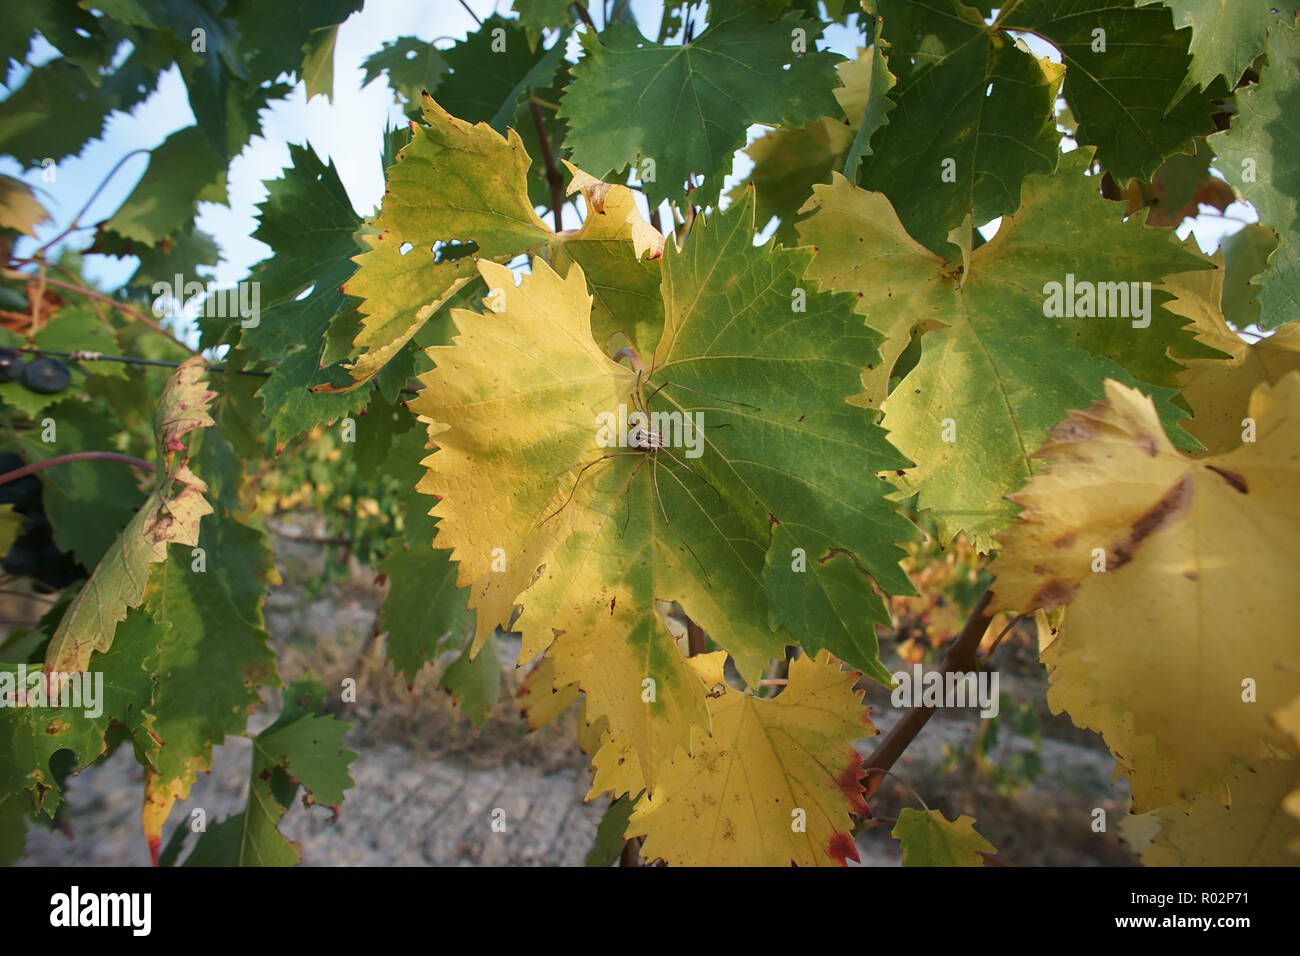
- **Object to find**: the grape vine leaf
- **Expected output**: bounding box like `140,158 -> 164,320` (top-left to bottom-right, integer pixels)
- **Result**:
0,174 -> 50,236
999,0 -> 1226,183
15,398 -> 145,567
1209,20 -> 1300,331
511,0 -> 575,48
1164,264 -> 1300,455
0,58 -> 119,165
231,0 -> 364,88
1122,759 -> 1300,865
412,191 -> 915,768
891,807 -> 996,866
102,126 -> 228,245
990,375 -> 1300,810
301,25 -> 338,102
585,792 -> 639,867
436,14 -> 565,135
362,37 -> 450,116
43,357 -> 216,676
137,520 -> 280,863
183,676 -> 356,866
626,650 -> 874,867
378,427 -> 473,682
799,147 -> 1210,549
728,45 -> 889,245
441,635 -> 501,731
1219,223 -> 1278,330
517,656 -> 580,730
558,7 -> 845,209
339,95 -> 661,388
1136,0 -> 1277,97
864,0 -> 1065,254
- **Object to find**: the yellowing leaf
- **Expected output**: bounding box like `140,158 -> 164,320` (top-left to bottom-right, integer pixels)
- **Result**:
626,651 -> 875,867
45,357 -> 216,675
1125,759 -> 1300,866
991,375 -> 1300,810
339,96 -> 661,387
517,656 -> 579,731
0,174 -> 50,236
1165,264 -> 1300,455
891,808 -> 996,866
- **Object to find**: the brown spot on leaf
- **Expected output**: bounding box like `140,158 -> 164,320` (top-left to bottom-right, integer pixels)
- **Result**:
1206,465 -> 1248,494
1108,475 -> 1194,571
1031,578 -> 1077,610
1138,433 -> 1160,457
1052,532 -> 1075,549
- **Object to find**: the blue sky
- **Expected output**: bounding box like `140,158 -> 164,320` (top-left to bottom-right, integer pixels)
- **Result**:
1,0 -> 1259,345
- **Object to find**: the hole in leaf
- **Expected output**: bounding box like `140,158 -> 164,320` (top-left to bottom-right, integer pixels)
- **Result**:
433,239 -> 479,263
295,283 -> 316,301
399,242 -> 414,256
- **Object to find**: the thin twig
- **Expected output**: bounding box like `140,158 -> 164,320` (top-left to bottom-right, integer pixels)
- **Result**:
529,98 -> 566,232
0,451 -> 156,486
861,585 -> 994,801
31,148 -> 151,258
456,0 -> 482,26
27,275 -> 195,354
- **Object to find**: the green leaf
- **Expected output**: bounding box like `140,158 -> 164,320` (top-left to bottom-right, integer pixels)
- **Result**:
90,225 -> 221,296
799,147 -> 1209,549
230,0 -> 363,87
1209,21 -> 1300,331
437,14 -> 566,134
301,25 -> 338,102
102,126 -> 228,245
1137,0 -> 1278,95
842,17 -> 897,180
0,58 -> 117,164
1219,223 -> 1278,330
891,807 -> 996,865
441,634 -> 501,730
0,1 -> 112,75
1000,0 -> 1225,183
512,0 -> 576,48
378,428 -> 473,682
362,37 -> 450,114
137,521 -> 280,859
15,398 -> 146,567
864,0 -> 1064,254
558,9 -> 845,208
585,792 -> 640,866
184,676 -> 355,866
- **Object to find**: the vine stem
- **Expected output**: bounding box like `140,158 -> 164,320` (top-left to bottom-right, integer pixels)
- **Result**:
529,97 -> 566,232
0,452 -> 155,486
29,148 -> 151,259
861,584 -> 994,802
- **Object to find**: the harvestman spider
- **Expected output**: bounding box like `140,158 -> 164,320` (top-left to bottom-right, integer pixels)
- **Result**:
539,345 -> 757,587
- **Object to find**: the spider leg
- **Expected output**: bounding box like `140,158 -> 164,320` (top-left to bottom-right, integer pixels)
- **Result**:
657,446 -> 723,504
646,378 -> 761,410
619,453 -> 649,536
540,451 -> 639,526
650,451 -> 713,588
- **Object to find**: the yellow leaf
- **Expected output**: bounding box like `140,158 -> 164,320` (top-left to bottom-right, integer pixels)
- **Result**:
627,650 -> 876,866
1125,759 -> 1300,865
45,357 -> 216,676
0,175 -> 50,237
992,375 -> 1300,810
517,656 -> 579,731
1165,264 -> 1300,455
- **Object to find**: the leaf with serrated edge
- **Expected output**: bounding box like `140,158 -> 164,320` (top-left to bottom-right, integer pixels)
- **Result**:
891,807 -> 996,866
991,375 -> 1300,809
1209,20 -> 1300,331
799,147 -> 1208,549
627,650 -> 874,867
44,357 -> 216,676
